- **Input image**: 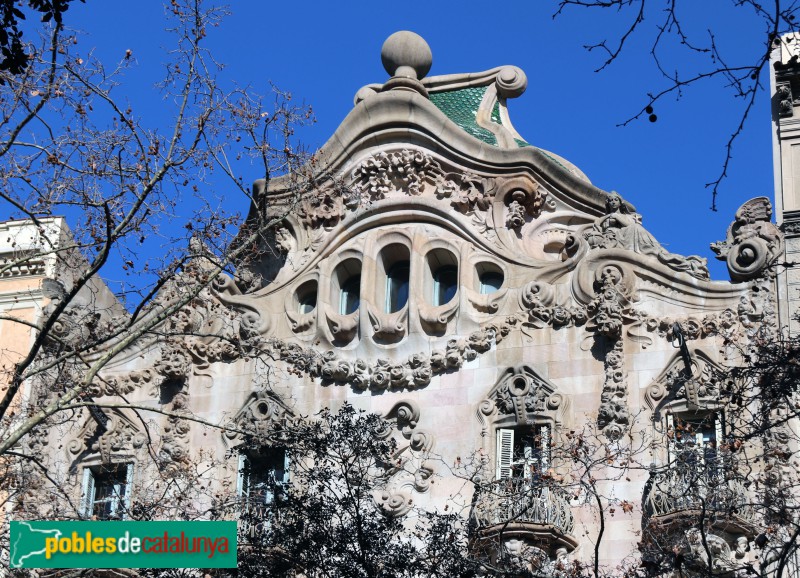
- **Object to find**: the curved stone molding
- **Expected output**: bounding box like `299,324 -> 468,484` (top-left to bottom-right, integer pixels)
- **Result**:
711,196 -> 784,282
367,303 -> 407,342
418,296 -> 459,334
323,305 -> 359,344
465,287 -> 508,315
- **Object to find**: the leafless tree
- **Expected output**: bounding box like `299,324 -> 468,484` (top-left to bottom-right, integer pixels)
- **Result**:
553,0 -> 799,210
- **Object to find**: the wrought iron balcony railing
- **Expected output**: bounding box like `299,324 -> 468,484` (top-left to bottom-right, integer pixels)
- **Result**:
644,463 -> 754,526
472,477 -> 575,536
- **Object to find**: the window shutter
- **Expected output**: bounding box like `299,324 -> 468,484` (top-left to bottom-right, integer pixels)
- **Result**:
540,425 -> 550,470
496,428 -> 514,480
237,453 -> 247,497
282,449 -> 290,484
715,412 -> 724,448
122,464 -> 134,517
80,468 -> 95,518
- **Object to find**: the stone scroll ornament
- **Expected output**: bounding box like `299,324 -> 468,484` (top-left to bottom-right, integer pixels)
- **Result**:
584,192 -> 710,281
588,265 -> 631,439
711,196 -> 784,282
374,400 -> 436,517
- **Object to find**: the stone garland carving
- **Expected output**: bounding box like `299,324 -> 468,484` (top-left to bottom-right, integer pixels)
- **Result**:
350,150 -> 553,238
295,187 -> 359,230
589,266 -> 631,439
159,383 -> 192,475
626,309 -> 739,349
584,192 -> 710,281
711,197 -> 784,282
596,339 -> 629,440
88,369 -> 155,397
352,149 -> 441,199
481,281 -> 587,345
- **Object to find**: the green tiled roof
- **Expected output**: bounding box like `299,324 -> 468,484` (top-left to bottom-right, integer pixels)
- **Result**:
430,87 -> 498,146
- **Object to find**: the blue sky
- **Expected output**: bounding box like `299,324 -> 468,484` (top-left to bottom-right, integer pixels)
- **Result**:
38,2 -> 779,281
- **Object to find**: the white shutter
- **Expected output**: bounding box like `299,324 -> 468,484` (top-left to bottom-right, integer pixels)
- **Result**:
122,464 -> 133,518
282,449 -> 290,484
540,425 -> 550,470
715,412 -> 724,449
80,468 -> 95,518
496,429 -> 514,480
237,453 -> 247,497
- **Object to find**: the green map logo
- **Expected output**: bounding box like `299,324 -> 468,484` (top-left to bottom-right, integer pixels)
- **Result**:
9,521 -> 237,569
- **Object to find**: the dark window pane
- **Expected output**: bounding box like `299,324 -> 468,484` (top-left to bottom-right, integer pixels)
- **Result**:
433,266 -> 458,305
340,276 -> 361,314
386,262 -> 409,312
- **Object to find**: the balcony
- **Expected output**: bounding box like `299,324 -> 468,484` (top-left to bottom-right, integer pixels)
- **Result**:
643,463 -> 755,534
472,478 -> 577,550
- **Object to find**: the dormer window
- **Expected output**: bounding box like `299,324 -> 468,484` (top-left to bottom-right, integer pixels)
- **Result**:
385,261 -> 410,312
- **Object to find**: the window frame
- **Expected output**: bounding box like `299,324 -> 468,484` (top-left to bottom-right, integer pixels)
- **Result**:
496,424 -> 551,481
80,463 -> 133,520
237,447 -> 290,506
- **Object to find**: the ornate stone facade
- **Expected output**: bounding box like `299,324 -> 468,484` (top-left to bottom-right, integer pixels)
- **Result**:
18,31 -> 796,576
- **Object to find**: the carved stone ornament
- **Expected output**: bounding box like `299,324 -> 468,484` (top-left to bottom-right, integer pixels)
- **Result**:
777,82 -> 794,118
501,181 -> 554,230
711,196 -> 784,282
374,400 -> 436,517
479,366 -> 569,436
626,308 -> 738,349
352,149 -> 442,200
222,391 -> 295,445
644,349 -> 729,414
584,192 -> 709,280
597,339 -> 629,440
66,409 -> 146,463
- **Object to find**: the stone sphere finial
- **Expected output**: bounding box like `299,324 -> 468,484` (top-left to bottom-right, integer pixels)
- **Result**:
381,31 -> 432,80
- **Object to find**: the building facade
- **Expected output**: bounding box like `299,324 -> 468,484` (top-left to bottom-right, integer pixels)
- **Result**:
9,32 -> 797,576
